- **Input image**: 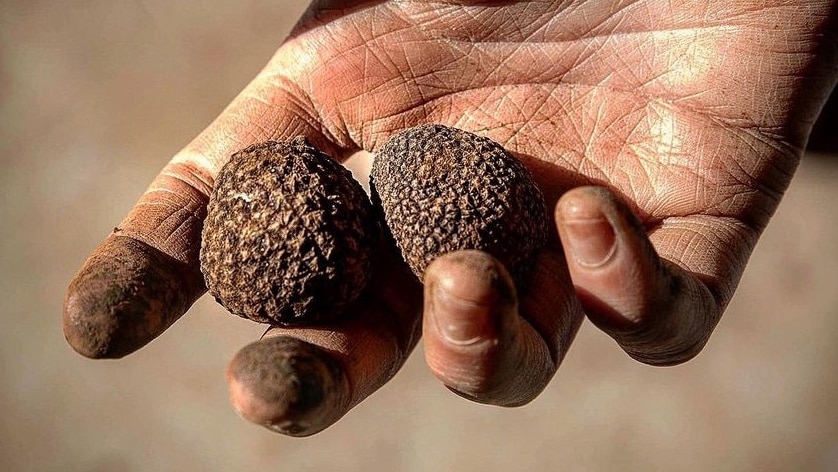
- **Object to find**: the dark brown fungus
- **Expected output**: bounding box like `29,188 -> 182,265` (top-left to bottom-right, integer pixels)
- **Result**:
200,138 -> 377,325
370,124 -> 548,286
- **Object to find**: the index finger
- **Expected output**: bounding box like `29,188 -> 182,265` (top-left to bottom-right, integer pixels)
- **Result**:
62,72 -> 339,358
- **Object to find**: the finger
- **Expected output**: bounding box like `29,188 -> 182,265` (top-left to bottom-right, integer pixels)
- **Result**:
227,336 -> 350,437
62,62 -> 338,358
226,248 -> 423,436
422,250 -> 583,406
555,186 -> 734,366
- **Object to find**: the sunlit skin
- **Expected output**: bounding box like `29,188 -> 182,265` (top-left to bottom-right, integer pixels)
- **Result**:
63,1 -> 837,435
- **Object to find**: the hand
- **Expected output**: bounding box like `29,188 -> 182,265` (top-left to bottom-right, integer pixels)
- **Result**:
63,1 -> 838,435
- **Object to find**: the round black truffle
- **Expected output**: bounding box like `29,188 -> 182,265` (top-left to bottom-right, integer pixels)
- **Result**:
200,138 -> 377,325
370,124 -> 548,285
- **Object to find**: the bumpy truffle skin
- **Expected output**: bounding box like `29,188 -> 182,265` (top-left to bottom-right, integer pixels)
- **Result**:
370,124 -> 548,285
200,138 -> 377,325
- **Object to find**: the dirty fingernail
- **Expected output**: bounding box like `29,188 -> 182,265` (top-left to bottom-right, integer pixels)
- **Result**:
561,200 -> 617,268
431,283 -> 493,345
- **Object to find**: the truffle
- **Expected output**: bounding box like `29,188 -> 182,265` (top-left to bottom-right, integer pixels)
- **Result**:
370,124 -> 547,285
200,138 -> 377,325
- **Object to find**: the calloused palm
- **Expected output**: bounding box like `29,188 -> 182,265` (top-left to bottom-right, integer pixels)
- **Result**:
64,0 -> 837,436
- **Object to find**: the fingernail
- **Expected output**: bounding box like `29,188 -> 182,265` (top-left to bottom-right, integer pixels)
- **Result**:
430,282 -> 492,346
561,202 -> 617,268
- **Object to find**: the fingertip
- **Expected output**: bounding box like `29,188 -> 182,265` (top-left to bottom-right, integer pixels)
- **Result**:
227,336 -> 350,437
425,250 -> 516,306
555,186 -> 649,327
62,235 -> 202,359
423,251 -> 555,406
424,250 -> 516,346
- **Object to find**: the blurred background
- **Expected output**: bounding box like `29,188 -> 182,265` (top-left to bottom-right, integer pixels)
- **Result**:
1,2 -> 837,471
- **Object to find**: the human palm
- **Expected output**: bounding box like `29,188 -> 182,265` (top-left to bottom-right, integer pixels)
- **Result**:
64,1 -> 837,436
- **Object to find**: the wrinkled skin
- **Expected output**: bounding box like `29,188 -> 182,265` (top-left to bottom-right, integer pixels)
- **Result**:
63,0 -> 837,436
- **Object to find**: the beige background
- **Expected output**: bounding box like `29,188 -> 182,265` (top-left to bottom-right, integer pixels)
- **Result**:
2,2 -> 837,471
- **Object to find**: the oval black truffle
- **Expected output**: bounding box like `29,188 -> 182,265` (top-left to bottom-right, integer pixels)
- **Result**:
200,138 -> 377,325
370,124 -> 547,285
